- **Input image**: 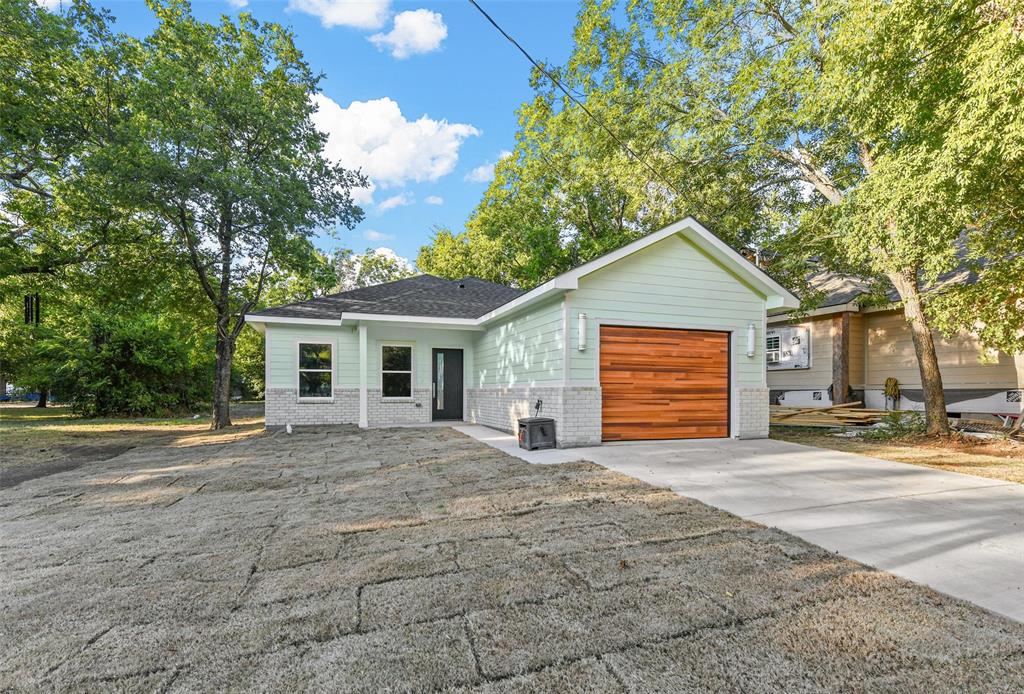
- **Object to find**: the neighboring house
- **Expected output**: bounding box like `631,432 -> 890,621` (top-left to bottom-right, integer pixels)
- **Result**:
767,268 -> 1024,418
245,218 -> 798,447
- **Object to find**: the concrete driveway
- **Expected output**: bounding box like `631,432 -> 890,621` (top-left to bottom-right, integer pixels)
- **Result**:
458,426 -> 1024,622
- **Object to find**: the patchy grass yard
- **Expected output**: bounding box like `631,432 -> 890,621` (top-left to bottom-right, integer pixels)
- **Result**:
2,422 -> 1023,691
772,425 -> 1024,485
0,404 -> 263,489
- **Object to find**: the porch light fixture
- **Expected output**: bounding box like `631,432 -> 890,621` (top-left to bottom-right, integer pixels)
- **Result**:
746,323 -> 756,358
578,313 -> 588,351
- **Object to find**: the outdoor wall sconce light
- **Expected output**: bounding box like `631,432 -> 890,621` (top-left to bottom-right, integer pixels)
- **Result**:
578,312 -> 588,351
746,323 -> 756,357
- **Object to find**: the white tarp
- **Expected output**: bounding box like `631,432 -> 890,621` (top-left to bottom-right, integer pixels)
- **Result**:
766,325 -> 810,370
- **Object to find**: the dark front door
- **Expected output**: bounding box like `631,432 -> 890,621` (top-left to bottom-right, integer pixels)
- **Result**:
431,348 -> 464,421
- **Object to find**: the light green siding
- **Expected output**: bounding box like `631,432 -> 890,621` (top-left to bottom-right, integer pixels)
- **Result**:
365,325 -> 476,390
474,297 -> 564,387
567,234 -> 767,386
265,324 -> 357,389
264,323 -> 478,392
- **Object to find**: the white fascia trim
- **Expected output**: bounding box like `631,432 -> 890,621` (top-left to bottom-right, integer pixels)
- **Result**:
475,278 -> 576,326
243,315 -> 343,334
861,302 -> 901,314
244,315 -> 342,326
341,313 -> 485,331
768,302 -> 860,324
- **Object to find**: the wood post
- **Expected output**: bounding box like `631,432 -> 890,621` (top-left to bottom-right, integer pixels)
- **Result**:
832,311 -> 851,405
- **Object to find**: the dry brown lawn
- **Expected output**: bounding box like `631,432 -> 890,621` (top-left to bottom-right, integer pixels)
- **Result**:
2,421 -> 1023,691
772,426 -> 1024,485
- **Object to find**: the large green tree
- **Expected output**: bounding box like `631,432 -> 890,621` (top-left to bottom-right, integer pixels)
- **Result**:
426,0 -> 1024,434
0,232 -> 214,414
121,1 -> 365,428
0,0 -> 138,280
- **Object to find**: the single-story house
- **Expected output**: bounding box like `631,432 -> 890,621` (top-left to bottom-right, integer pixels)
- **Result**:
245,218 -> 798,447
767,268 -> 1024,418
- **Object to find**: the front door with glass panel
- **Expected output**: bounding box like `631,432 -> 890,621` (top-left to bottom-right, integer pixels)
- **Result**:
431,348 -> 464,421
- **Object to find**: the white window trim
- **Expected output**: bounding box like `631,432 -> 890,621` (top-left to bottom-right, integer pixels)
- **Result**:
296,339 -> 335,402
766,335 -> 781,365
380,342 -> 414,401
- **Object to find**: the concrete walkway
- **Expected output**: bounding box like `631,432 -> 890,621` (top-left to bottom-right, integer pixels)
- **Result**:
455,425 -> 1024,622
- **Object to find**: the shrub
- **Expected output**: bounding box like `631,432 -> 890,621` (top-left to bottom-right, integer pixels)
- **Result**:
862,411 -> 927,441
49,312 -> 210,417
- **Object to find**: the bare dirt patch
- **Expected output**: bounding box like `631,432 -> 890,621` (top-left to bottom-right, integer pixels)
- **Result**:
772,426 -> 1024,484
0,404 -> 264,489
2,424 -> 1022,691
0,444 -> 135,489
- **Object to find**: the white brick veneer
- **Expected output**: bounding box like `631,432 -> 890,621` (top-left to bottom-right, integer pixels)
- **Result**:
366,388 -> 432,426
558,387 -> 602,447
737,387 -> 769,439
265,388 -> 359,427
466,386 -> 601,448
268,383 -> 765,443
266,387 -> 434,428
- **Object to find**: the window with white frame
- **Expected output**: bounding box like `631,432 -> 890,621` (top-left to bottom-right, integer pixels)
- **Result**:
297,343 -> 332,399
381,345 -> 413,398
766,335 -> 781,364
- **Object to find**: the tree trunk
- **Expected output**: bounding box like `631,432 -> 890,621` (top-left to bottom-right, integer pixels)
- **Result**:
211,328 -> 234,430
831,311 -> 851,405
888,270 -> 950,436
35,387 -> 48,408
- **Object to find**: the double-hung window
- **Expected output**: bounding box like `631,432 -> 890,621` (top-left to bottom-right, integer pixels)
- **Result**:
298,343 -> 332,399
381,345 -> 413,399
765,335 -> 781,365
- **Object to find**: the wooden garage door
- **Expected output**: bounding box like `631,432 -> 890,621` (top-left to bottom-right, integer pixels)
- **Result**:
600,326 -> 729,441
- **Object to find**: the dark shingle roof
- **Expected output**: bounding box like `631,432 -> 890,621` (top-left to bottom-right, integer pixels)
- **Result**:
806,257 -> 981,309
250,275 -> 524,320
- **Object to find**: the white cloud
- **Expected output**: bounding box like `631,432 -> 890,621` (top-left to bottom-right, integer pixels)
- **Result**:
373,247 -> 415,272
465,150 -> 512,184
350,181 -> 376,207
226,0 -> 249,8
312,94 -> 479,195
378,192 -> 414,211
363,229 -> 393,241
424,195 -> 444,205
369,9 -> 447,59
288,0 -> 391,29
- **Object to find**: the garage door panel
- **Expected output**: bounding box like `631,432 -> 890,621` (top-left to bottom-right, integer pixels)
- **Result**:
600,325 -> 729,441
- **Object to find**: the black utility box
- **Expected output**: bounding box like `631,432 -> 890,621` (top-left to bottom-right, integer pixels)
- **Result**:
517,417 -> 556,450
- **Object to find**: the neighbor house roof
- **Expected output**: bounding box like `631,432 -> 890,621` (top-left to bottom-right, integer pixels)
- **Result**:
245,217 -> 800,331
770,252 -> 982,321
249,275 -> 523,321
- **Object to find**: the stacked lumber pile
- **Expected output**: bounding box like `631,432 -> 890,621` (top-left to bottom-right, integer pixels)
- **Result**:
770,402 -> 889,428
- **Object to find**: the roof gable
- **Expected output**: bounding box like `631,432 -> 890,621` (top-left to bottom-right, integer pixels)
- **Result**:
247,217 -> 798,329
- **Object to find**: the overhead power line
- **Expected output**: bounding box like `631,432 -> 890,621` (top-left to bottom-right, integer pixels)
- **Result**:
466,0 -> 681,197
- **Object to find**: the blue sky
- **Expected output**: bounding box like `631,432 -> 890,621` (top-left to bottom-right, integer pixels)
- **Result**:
84,0 -> 581,265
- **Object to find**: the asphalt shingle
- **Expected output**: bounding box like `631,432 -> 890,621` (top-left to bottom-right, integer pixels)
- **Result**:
249,275 -> 523,320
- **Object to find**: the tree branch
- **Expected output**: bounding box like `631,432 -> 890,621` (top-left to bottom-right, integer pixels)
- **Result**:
178,202 -> 219,305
